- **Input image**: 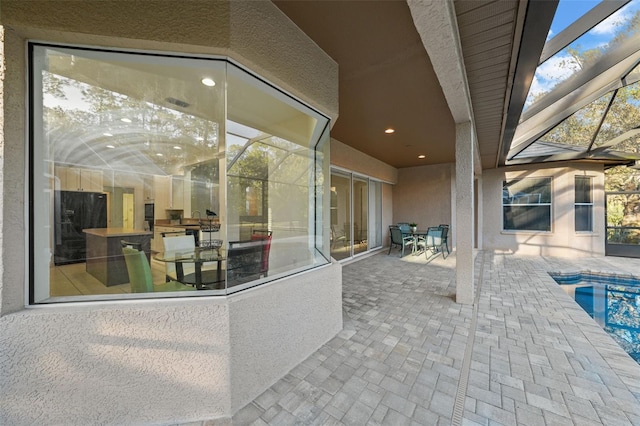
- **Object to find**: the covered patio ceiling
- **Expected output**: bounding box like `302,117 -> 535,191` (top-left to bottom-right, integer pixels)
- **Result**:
275,0 -> 640,171
274,0 -> 533,170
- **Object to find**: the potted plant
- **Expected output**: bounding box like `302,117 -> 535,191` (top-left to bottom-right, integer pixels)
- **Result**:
169,212 -> 181,225
409,223 -> 418,232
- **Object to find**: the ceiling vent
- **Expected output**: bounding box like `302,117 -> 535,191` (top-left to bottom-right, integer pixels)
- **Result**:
166,97 -> 190,108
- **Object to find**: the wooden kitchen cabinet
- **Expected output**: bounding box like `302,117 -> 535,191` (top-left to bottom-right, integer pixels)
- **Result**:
55,166 -> 103,192
143,176 -> 155,201
153,176 -> 171,212
170,177 -> 191,216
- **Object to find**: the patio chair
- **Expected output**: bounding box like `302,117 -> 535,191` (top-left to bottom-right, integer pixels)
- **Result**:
388,225 -> 415,257
416,226 -> 448,259
438,224 -> 450,257
396,222 -> 411,234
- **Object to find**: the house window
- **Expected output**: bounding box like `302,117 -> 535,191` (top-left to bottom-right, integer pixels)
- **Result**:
502,178 -> 552,231
29,43 -> 330,303
575,176 -> 593,232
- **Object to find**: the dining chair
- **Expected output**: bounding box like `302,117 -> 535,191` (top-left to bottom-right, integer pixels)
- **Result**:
251,230 -> 272,277
121,245 -> 195,293
388,225 -> 415,257
330,225 -> 347,248
226,239 -> 265,287
162,234 -> 197,282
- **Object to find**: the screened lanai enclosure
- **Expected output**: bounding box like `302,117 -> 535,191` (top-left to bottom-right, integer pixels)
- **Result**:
502,0 -> 640,257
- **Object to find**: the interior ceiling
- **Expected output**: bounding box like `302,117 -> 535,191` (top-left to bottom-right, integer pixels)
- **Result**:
274,0 -> 523,170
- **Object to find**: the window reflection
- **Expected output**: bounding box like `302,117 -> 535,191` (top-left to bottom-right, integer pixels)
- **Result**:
31,45 -> 329,303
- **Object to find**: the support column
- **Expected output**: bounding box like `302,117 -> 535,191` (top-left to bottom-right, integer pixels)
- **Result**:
476,176 -> 483,250
456,122 -> 474,305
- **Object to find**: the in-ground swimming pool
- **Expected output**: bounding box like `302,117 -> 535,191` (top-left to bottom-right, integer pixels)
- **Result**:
550,271 -> 640,364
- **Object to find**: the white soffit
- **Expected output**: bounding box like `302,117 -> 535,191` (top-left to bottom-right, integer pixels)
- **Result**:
453,0 -> 522,169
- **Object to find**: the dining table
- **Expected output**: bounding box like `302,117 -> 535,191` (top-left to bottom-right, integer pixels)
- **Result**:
154,247 -> 226,290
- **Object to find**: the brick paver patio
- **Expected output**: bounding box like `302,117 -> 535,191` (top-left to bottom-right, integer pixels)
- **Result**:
233,250 -> 640,425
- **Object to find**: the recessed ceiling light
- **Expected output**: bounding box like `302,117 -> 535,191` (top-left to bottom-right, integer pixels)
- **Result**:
201,78 -> 216,87
103,132 -> 113,137
156,153 -> 163,157
384,128 -> 395,134
173,146 -> 182,150
106,144 -> 115,149
418,154 -> 426,159
120,118 -> 132,123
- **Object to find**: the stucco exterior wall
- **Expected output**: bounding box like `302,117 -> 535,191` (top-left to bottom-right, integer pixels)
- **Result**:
393,163 -> 453,230
0,2 -> 341,424
0,300 -> 232,424
331,138 -> 398,184
0,0 -> 339,124
482,163 -> 606,257
229,262 -> 342,412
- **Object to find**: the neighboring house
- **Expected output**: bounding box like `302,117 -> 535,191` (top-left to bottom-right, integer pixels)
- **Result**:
0,1 -> 638,424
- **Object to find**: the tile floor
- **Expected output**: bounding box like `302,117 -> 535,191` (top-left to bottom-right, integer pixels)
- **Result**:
50,259 -> 167,297
233,249 -> 640,425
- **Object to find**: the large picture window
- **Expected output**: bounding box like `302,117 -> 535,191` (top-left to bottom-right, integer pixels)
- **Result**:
575,176 -> 593,232
502,178 -> 552,231
30,44 -> 330,303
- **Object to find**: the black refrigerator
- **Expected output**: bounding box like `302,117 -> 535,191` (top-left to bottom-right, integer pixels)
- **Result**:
54,190 -> 107,265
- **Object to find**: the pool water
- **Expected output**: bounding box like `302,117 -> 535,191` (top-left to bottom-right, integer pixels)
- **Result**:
550,271 -> 640,364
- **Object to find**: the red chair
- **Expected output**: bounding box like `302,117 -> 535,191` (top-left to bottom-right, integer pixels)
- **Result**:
251,229 -> 272,276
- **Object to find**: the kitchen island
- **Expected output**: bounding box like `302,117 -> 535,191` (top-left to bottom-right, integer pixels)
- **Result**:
84,228 -> 153,286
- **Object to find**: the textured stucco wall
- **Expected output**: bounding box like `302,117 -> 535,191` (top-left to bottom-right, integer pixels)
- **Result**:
0,2 -> 341,424
229,262 -> 342,412
1,27 -> 24,315
0,300 -> 231,424
330,138 -> 398,184
0,26 -> 5,315
0,0 -> 339,124
455,122 -> 474,305
482,163 -> 606,257
393,163 -> 453,230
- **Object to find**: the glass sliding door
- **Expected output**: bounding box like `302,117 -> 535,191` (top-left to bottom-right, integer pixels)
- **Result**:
369,180 -> 382,249
353,176 -> 368,255
330,172 -> 351,260
330,169 -> 382,260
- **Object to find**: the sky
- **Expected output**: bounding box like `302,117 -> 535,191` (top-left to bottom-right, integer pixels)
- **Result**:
526,0 -> 640,106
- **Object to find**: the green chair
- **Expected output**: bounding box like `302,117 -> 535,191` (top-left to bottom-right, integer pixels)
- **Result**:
416,227 -> 448,259
388,226 -> 415,257
121,245 -> 196,293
